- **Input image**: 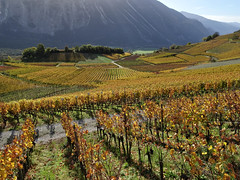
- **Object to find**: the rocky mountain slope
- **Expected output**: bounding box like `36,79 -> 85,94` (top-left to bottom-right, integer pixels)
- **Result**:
0,0 -> 210,49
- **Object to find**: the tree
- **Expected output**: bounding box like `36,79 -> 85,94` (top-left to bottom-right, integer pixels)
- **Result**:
114,48 -> 124,54
22,47 -> 37,61
212,32 -> 219,39
206,35 -> 213,41
36,43 -> 45,59
45,48 -> 51,59
51,47 -> 59,53
203,32 -> 219,42
65,46 -> 69,52
75,46 -> 80,52
202,37 -> 207,42
170,44 -> 177,49
7,56 -> 13,62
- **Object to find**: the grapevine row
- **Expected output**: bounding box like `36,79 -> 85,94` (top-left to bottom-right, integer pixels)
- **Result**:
0,119 -> 35,179
96,90 -> 240,179
1,79 -> 240,129
61,113 -> 120,179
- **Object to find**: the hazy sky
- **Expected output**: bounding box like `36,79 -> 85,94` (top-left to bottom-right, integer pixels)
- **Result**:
158,0 -> 240,23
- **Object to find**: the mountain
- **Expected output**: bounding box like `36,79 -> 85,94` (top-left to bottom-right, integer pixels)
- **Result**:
0,0 -> 210,49
229,22 -> 240,27
181,11 -> 240,35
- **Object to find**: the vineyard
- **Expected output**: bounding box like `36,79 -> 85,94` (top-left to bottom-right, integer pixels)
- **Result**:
175,54 -> 210,63
183,39 -> 228,56
17,66 -> 147,86
78,63 -> 240,94
141,55 -> 185,65
0,79 -> 240,179
4,63 -> 46,76
0,75 -> 35,94
131,30 -> 240,70
96,90 -> 240,179
1,31 -> 240,179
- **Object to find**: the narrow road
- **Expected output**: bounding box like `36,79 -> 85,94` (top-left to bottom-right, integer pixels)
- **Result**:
56,63 -> 62,67
185,59 -> 240,70
112,61 -> 124,68
0,118 -> 97,148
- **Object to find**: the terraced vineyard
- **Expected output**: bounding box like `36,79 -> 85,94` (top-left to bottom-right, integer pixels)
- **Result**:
28,62 -> 58,67
176,54 -> 210,63
184,39 -> 228,55
117,31 -> 239,73
76,63 -> 118,68
0,74 -> 35,94
207,43 -> 240,61
79,63 -> 240,94
5,63 -> 46,76
182,31 -> 240,61
19,66 -> 147,86
141,54 -> 185,64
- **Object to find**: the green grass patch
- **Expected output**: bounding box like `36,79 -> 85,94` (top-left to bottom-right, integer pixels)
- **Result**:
133,50 -> 155,55
117,59 -> 150,67
77,55 -> 112,64
26,139 -> 79,180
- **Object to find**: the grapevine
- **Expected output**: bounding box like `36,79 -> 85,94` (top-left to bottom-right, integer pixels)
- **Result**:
0,119 -> 35,179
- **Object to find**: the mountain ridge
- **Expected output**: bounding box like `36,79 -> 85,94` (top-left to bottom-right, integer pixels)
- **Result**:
0,0 -> 210,49
181,11 -> 240,35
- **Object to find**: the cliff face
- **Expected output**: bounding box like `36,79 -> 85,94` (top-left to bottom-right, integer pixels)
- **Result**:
0,0 -> 210,49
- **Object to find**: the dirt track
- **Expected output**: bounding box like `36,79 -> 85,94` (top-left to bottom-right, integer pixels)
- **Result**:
0,118 -> 97,148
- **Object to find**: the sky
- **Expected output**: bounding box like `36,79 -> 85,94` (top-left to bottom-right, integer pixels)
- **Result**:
158,0 -> 240,23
